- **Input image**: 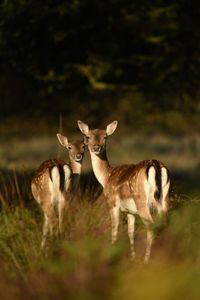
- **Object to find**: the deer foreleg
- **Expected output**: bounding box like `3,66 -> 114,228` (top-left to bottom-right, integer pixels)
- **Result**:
110,204 -> 120,244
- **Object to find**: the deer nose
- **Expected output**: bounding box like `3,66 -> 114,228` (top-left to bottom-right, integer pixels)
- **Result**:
75,154 -> 82,161
93,145 -> 101,152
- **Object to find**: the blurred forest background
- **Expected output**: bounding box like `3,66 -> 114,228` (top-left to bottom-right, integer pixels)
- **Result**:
0,0 -> 200,196
0,0 -> 200,133
0,0 -> 200,195
1,2 -> 200,299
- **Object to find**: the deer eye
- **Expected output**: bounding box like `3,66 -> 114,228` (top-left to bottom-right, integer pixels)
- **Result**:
68,146 -> 72,150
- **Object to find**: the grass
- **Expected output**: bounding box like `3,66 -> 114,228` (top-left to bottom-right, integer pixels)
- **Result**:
0,119 -> 200,299
0,170 -> 199,300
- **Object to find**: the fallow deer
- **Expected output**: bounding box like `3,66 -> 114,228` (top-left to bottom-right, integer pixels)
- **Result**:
31,134 -> 85,248
77,120 -> 171,263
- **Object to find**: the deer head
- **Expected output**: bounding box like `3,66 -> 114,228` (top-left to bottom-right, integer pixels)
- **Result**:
77,120 -> 118,155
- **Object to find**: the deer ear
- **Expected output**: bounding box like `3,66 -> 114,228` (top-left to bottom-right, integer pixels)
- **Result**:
77,120 -> 89,135
106,121 -> 118,136
57,133 -> 69,147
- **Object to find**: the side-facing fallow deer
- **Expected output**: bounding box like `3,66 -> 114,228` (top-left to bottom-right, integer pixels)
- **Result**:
31,134 -> 85,248
77,120 -> 171,263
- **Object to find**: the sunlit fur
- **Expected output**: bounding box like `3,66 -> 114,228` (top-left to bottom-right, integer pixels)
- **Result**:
77,120 -> 171,263
31,137 -> 85,248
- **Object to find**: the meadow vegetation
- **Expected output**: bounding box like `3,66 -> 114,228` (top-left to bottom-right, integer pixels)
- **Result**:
0,119 -> 200,299
1,0 -> 200,298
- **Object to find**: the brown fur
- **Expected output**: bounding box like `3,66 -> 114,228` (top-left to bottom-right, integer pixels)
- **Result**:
105,160 -> 169,207
77,120 -> 171,263
31,138 -> 85,248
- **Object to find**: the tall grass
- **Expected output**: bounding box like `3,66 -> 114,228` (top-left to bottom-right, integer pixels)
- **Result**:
0,122 -> 200,299
0,170 -> 200,299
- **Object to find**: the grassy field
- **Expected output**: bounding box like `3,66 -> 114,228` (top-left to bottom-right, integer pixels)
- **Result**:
0,118 -> 200,299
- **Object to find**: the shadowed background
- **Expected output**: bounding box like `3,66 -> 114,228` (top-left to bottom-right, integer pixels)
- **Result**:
0,1 -> 200,299
0,0 -> 200,196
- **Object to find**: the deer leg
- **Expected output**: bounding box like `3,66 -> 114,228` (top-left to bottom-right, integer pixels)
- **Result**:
127,213 -> 136,259
41,213 -> 49,249
139,210 -> 154,264
110,204 -> 120,244
142,218 -> 154,264
58,193 -> 67,236
41,199 -> 57,247
144,226 -> 154,264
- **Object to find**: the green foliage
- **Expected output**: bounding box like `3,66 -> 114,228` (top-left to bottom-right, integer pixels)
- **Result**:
0,159 -> 199,299
0,0 -> 200,109
0,188 -> 200,299
0,207 -> 41,278
1,0 -> 200,127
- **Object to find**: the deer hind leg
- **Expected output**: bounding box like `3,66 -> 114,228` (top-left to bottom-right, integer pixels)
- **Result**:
144,226 -> 154,264
41,213 -> 50,249
139,210 -> 154,264
58,193 -> 68,236
127,213 -> 136,259
41,198 -> 57,248
57,165 -> 71,236
110,201 -> 120,244
48,165 -> 61,236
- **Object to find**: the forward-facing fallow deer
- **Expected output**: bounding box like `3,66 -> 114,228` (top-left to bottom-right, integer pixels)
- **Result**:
77,120 -> 171,263
31,134 -> 85,248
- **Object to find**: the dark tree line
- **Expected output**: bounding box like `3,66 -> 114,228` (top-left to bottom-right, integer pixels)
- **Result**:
0,0 -> 200,119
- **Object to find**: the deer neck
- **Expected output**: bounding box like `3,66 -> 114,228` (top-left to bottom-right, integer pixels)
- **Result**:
89,150 -> 110,188
70,160 -> 82,175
